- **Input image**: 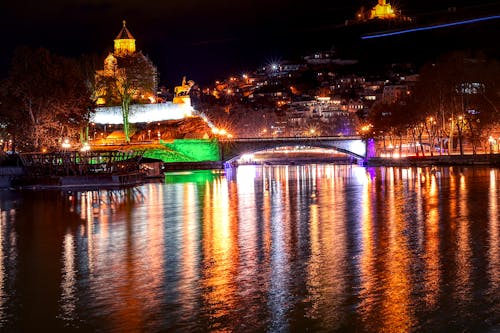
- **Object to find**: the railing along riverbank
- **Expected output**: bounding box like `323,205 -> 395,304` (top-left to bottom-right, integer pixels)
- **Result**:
366,154 -> 500,167
1,150 -> 146,189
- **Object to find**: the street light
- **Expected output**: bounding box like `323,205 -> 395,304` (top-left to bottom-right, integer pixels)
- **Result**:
489,136 -> 495,154
81,142 -> 91,152
61,139 -> 71,151
456,115 -> 466,155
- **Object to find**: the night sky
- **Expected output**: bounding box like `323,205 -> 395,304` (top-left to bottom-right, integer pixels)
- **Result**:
2,0 -> 500,86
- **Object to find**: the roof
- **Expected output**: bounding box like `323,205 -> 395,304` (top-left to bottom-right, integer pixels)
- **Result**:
115,20 -> 135,40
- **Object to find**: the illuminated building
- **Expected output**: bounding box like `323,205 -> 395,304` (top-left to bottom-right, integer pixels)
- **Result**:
370,0 -> 397,20
95,20 -> 158,106
113,20 -> 136,56
355,0 -> 402,21
381,85 -> 410,103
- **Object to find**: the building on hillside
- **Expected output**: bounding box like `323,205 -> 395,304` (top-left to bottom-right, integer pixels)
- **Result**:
381,85 -> 410,104
304,51 -> 359,66
95,21 -> 158,106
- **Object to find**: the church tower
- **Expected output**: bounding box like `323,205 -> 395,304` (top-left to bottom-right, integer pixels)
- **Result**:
114,20 -> 136,56
95,20 -> 158,106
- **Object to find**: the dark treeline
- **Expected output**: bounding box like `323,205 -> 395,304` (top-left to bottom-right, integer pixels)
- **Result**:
0,47 -> 94,152
364,51 -> 500,156
0,46 -> 156,153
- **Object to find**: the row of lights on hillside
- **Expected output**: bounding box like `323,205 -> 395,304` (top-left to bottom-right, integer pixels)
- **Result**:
212,128 -> 233,138
59,128 -> 231,152
199,114 -> 233,138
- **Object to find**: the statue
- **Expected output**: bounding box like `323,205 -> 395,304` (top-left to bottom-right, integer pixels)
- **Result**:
173,76 -> 195,105
174,76 -> 194,97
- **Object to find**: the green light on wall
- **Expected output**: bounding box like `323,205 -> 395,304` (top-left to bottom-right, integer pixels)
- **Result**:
143,147 -> 191,162
162,139 -> 220,162
142,139 -> 220,162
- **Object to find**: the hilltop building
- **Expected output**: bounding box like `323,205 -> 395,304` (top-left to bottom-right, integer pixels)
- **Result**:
355,0 -> 410,22
370,0 -> 396,20
95,21 -> 158,106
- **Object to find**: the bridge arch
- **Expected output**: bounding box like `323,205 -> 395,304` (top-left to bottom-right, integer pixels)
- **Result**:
219,137 -> 366,163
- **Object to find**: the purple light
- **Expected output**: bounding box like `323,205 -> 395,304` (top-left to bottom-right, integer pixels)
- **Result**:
366,138 -> 377,158
362,15 -> 500,39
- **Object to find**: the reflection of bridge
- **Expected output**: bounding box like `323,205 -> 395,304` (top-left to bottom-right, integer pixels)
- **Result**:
218,136 -> 366,162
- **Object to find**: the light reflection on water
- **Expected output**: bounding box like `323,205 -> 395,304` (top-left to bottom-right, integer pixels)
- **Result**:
0,165 -> 499,332
490,171 -> 500,291
0,210 -> 5,324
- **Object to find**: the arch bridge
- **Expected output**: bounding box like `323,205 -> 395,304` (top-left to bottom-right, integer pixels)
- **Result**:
218,136 -> 366,162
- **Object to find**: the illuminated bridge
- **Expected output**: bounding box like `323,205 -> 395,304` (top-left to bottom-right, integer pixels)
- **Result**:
218,136 -> 367,162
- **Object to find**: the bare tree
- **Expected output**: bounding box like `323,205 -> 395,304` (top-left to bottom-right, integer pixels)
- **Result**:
412,52 -> 500,155
0,47 -> 92,151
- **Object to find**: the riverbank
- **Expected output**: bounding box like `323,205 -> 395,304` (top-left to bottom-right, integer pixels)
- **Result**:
365,154 -> 500,167
8,172 -> 144,190
162,161 -> 224,171
4,154 -> 500,189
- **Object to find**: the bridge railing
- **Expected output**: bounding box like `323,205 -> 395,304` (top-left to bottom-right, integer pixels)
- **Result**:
219,136 -> 362,142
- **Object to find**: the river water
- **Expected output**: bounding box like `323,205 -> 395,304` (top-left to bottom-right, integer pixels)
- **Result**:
0,164 -> 499,332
